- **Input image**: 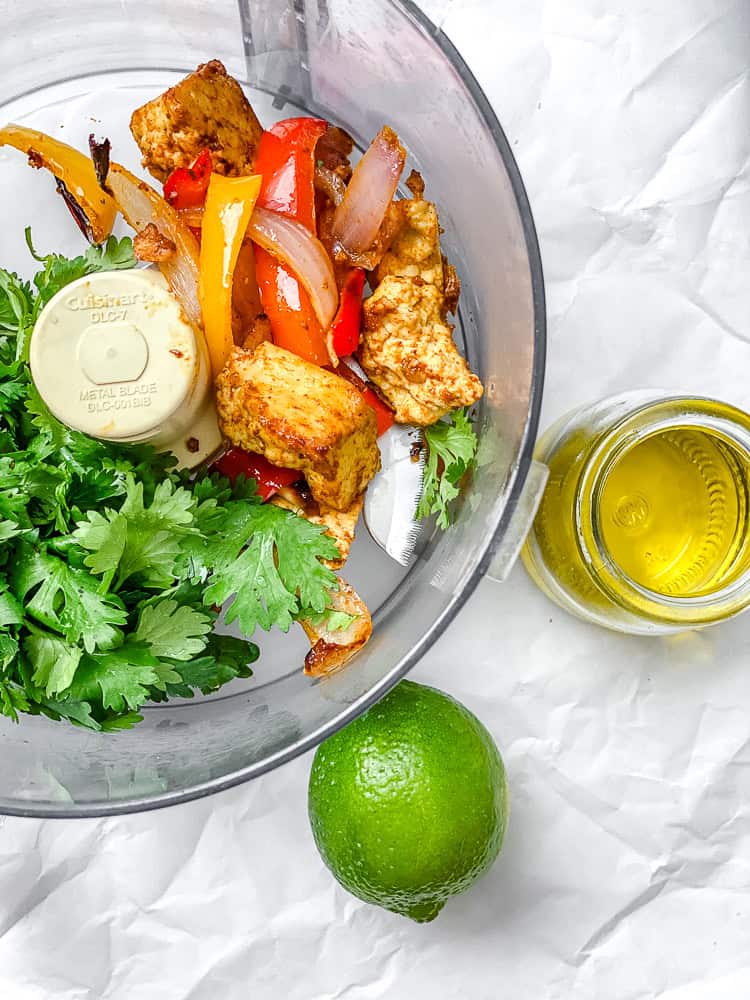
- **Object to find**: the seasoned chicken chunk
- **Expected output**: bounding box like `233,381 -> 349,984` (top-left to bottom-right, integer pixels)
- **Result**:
373,198 -> 444,289
361,277 -> 483,425
300,580 -> 372,677
311,497 -> 363,567
215,342 -> 379,511
272,486 -> 363,569
130,60 -> 263,182
133,223 -> 175,262
360,197 -> 483,426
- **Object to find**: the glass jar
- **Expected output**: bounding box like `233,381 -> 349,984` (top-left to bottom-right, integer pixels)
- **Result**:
521,392 -> 750,634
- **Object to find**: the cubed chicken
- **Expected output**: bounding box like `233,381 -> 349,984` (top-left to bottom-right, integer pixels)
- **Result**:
300,580 -> 372,677
360,196 -> 483,426
361,276 -> 483,426
130,60 -> 263,182
215,342 -> 380,511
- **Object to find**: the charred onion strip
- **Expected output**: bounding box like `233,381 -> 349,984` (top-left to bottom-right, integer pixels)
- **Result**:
314,164 -> 347,207
331,126 -> 405,262
107,162 -> 202,328
88,134 -> 111,189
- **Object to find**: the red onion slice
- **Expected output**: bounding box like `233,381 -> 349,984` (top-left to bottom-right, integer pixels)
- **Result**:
247,206 -> 339,331
331,126 -> 405,257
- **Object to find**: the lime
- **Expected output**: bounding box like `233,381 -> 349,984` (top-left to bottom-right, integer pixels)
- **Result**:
308,679 -> 508,922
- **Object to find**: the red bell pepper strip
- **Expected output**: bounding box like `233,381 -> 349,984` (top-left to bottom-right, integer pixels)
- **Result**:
335,361 -> 395,436
254,117 -> 330,366
255,117 -> 326,228
329,267 -> 365,358
163,148 -> 212,210
211,447 -> 300,502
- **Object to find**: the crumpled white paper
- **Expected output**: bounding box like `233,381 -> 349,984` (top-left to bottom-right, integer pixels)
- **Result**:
2,1 -> 750,997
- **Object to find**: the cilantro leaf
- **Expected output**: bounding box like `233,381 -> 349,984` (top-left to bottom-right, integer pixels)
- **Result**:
0,269 -> 34,335
34,695 -> 102,731
199,502 -> 339,634
25,229 -> 136,305
0,268 -> 35,370
93,235 -> 138,271
0,679 -> 31,722
66,643 -> 163,713
161,634 -> 258,699
0,633 -> 19,669
0,588 -> 23,627
416,408 -> 479,530
99,712 -> 143,732
12,543 -> 126,652
303,608 -> 358,632
72,475 -> 197,590
134,600 -> 212,660
24,631 -> 83,696
204,633 -> 260,673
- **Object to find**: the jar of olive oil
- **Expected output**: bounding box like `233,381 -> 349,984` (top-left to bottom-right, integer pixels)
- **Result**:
521,393 -> 750,634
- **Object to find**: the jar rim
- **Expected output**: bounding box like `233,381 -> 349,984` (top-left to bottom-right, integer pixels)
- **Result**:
574,395 -> 750,626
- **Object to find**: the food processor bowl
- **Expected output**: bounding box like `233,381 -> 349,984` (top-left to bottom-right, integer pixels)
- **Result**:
0,0 -> 545,816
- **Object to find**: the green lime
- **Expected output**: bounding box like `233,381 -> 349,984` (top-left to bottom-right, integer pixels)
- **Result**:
308,679 -> 508,922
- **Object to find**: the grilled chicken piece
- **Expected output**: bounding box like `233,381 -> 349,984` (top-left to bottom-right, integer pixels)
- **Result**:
215,342 -> 380,511
272,485 -> 363,569
130,60 -> 263,182
300,580 -> 372,677
133,223 -> 176,262
360,196 -> 483,426
372,197 -> 444,288
311,496 -> 363,568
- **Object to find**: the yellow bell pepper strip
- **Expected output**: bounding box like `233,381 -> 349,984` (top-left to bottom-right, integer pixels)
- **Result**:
198,173 -> 263,378
0,123 -> 117,243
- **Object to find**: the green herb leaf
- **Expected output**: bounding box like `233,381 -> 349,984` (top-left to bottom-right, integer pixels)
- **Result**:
0,269 -> 34,335
162,633 -> 258,699
135,599 -> 212,661
199,502 -> 340,634
35,696 -> 102,731
25,229 -> 136,305
0,680 -> 31,722
99,712 -> 143,732
72,475 -> 197,590
24,631 -> 83,696
12,544 -> 126,652
416,408 -> 479,530
0,633 -> 19,669
66,643 -> 163,713
303,609 -> 357,632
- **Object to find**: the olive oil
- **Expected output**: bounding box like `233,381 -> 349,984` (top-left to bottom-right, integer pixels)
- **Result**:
597,428 -> 748,597
522,395 -> 750,633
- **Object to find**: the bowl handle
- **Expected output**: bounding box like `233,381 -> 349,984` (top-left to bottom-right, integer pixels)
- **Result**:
485,460 -> 548,583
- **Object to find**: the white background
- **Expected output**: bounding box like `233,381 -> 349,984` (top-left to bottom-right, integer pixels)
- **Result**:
2,1 -> 750,997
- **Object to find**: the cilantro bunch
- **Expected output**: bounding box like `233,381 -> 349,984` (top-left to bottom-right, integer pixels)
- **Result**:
0,235 -> 342,731
416,408 -> 479,529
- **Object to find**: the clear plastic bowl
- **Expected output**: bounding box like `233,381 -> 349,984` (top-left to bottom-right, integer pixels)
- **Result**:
0,0 -> 545,816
